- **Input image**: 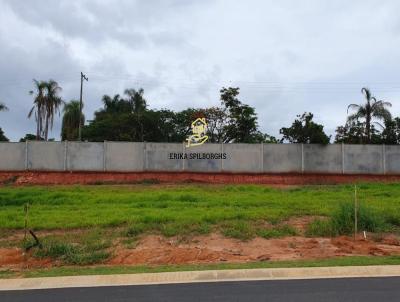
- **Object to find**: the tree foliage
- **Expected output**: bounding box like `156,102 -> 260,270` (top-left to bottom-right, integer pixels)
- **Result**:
61,100 -> 84,141
280,112 -> 330,144
347,88 -> 392,143
28,79 -> 63,141
0,128 -> 8,141
81,87 -> 274,143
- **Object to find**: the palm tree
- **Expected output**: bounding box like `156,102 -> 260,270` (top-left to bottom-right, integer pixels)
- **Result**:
124,88 -> 147,141
347,87 -> 392,143
28,79 -> 47,140
43,80 -> 63,141
124,88 -> 147,113
61,100 -> 84,141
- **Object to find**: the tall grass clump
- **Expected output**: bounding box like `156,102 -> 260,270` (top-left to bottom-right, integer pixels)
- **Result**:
306,201 -> 387,237
331,202 -> 386,235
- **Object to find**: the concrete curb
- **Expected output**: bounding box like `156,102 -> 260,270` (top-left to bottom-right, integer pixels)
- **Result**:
1,265 -> 400,291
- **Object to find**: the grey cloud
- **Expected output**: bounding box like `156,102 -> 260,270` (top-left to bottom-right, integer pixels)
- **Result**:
1,0 -> 400,142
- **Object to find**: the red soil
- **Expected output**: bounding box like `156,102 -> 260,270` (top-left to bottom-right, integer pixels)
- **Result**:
1,233 -> 400,270
1,171 -> 400,186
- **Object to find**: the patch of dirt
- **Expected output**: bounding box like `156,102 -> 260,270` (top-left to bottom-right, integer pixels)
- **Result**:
0,248 -> 52,269
108,233 -> 400,265
2,231 -> 400,271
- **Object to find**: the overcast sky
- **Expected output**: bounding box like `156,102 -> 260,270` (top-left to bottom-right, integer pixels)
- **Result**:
0,0 -> 400,141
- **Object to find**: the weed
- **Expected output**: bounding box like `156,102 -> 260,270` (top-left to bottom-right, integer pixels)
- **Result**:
257,225 -> 297,239
305,219 -> 333,237
222,221 -> 255,240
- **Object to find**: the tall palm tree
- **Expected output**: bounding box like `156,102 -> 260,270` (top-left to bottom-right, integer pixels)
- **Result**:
124,88 -> 147,141
61,100 -> 84,141
124,88 -> 147,113
43,80 -> 63,141
28,79 -> 47,140
347,87 -> 392,143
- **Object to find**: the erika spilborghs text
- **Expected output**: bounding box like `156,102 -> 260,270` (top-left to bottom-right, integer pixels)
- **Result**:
168,153 -> 227,160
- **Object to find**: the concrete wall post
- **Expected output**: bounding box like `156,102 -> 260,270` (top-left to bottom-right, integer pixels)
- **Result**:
301,143 -> 304,173
103,141 -> 107,172
182,141 -> 185,171
25,140 -> 29,170
341,142 -> 345,174
382,144 -> 386,175
64,141 -> 68,171
143,142 -> 147,171
220,143 -> 224,172
260,142 -> 264,173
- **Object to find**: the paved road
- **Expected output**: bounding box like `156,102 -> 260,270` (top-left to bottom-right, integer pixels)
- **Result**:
1,277 -> 400,301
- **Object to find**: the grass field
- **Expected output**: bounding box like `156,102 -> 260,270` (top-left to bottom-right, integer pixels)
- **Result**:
1,183 -> 400,277
1,183 -> 400,237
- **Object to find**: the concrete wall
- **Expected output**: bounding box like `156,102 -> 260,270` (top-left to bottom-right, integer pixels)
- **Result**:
263,144 -> 302,173
67,142 -> 104,171
27,141 -> 65,171
105,142 -> 144,172
0,142 -> 26,171
1,141 -> 400,174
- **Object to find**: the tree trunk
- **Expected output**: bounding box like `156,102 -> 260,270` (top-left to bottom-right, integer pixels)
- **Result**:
366,115 -> 371,144
44,116 -> 49,141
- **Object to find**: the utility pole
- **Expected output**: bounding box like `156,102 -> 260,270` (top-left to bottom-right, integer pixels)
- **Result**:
78,72 -> 88,141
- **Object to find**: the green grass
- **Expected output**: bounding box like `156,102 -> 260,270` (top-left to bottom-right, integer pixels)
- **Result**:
2,256 -> 400,279
23,229 -> 112,265
1,183 -> 400,237
306,201 -> 390,237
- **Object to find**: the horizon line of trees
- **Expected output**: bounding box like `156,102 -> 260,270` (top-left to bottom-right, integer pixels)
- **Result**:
0,80 -> 399,145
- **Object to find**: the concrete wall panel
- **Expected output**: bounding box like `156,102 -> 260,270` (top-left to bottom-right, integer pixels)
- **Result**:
145,143 -> 183,171
184,144 -> 221,172
0,143 -> 26,171
263,144 -> 302,173
67,142 -> 104,171
344,144 -> 383,174
384,145 -> 400,174
303,144 -> 342,173
105,142 -> 144,171
28,141 -> 64,171
223,143 -> 262,172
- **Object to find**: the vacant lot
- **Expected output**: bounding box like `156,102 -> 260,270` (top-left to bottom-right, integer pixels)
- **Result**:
1,183 -> 400,277
1,183 -> 400,231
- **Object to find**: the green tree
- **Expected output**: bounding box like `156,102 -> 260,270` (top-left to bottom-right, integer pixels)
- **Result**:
28,79 -> 63,141
220,87 -> 264,143
19,134 -> 42,142
0,128 -> 8,141
204,107 -> 227,143
124,88 -> 147,141
347,88 -> 392,143
43,80 -> 63,141
61,100 -> 84,141
280,112 -> 330,144
28,79 -> 47,140
381,117 -> 400,145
